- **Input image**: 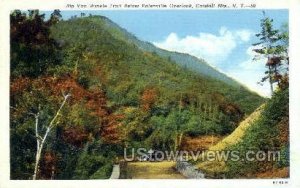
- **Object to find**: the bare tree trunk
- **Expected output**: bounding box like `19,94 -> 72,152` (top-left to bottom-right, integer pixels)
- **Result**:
32,93 -> 70,180
51,165 -> 55,180
174,133 -> 178,151
268,64 -> 274,94
33,127 -> 51,180
33,112 -> 40,180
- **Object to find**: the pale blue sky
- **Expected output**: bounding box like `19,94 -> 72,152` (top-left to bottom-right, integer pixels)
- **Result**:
44,10 -> 288,96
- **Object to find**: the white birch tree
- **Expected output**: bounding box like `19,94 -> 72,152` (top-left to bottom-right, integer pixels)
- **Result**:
32,92 -> 71,180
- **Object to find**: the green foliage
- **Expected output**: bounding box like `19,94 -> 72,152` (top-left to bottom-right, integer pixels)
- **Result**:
225,88 -> 289,178
73,142 -> 114,179
276,145 -> 289,168
10,121 -> 36,179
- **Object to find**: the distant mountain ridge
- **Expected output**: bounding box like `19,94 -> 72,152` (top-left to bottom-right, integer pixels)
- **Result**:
95,15 -> 242,87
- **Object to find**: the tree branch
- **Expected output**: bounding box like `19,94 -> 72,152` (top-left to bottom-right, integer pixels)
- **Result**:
48,92 -> 71,130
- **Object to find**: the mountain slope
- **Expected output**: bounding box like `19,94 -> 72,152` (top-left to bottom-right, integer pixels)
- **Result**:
51,16 -> 265,115
50,16 -> 265,150
86,15 -> 241,87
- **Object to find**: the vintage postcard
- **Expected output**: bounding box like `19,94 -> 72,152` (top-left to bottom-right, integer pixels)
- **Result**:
0,0 -> 299,188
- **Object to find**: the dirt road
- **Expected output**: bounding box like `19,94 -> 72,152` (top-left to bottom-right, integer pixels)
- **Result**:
126,161 -> 185,179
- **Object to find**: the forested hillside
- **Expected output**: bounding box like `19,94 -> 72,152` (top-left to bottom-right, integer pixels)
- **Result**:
10,10 -> 265,179
50,15 -> 264,114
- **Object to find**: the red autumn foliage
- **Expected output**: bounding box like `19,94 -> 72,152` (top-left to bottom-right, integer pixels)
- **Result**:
11,75 -> 124,145
211,92 -> 243,116
39,151 -> 58,179
62,126 -> 90,147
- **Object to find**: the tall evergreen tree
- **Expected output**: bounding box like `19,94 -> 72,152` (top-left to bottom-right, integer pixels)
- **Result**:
252,12 -> 289,94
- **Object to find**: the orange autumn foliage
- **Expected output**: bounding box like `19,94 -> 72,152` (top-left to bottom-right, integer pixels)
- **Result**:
101,113 -> 124,144
141,88 -> 158,111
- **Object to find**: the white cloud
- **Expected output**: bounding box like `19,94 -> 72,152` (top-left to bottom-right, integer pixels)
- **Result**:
236,30 -> 252,42
153,28 -> 271,97
153,27 -> 253,66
